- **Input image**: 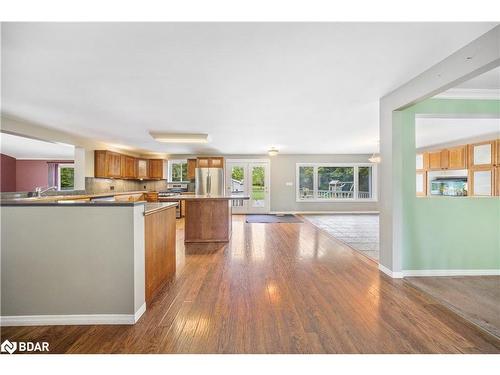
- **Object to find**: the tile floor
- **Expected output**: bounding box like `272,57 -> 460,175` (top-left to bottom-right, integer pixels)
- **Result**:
302,214 -> 379,261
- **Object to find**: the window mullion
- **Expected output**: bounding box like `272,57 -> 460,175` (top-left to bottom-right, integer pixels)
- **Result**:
313,166 -> 318,200
353,166 -> 359,200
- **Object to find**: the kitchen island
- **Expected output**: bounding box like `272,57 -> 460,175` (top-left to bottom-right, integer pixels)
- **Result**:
159,195 -> 249,243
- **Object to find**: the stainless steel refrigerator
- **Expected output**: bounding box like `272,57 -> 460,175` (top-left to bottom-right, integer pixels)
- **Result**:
195,168 -> 225,196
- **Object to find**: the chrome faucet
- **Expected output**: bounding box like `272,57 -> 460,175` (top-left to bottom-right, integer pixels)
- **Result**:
35,186 -> 57,197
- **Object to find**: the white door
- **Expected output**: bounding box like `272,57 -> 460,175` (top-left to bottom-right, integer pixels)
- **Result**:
226,160 -> 270,214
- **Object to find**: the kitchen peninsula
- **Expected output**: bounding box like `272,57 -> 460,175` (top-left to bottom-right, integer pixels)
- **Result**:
0,198 -> 177,326
160,195 -> 249,243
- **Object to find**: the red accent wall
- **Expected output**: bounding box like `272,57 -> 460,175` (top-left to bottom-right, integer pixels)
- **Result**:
0,153 -> 17,192
16,160 -> 50,192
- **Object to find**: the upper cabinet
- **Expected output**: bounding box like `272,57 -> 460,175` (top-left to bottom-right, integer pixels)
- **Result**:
196,157 -> 224,168
121,155 -> 137,179
468,141 -> 495,169
95,151 -> 166,180
423,145 -> 467,171
447,145 -> 467,170
187,159 -> 197,180
416,153 -> 428,171
148,159 -> 164,179
428,150 -> 447,170
137,159 -> 149,179
95,150 -> 122,178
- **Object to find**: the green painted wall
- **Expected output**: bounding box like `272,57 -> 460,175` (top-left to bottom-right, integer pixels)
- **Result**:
398,98 -> 500,270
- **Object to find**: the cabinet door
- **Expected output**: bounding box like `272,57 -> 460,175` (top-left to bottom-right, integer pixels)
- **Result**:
496,166 -> 500,196
121,155 -> 137,178
448,145 -> 467,170
469,141 -> 494,168
496,139 -> 500,166
187,159 -> 197,180
196,158 -> 210,168
94,151 -> 108,178
428,151 -> 443,170
137,159 -> 149,179
416,171 -> 427,197
469,169 -> 493,196
106,152 -> 122,178
148,159 -> 164,179
416,153 -> 428,171
209,157 -> 224,168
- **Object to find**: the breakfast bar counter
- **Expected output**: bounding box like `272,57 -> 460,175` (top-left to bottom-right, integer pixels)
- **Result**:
159,195 -> 249,243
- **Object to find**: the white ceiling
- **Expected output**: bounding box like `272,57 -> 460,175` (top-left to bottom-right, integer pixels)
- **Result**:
416,117 -> 500,149
0,132 -> 75,160
1,22 -> 497,155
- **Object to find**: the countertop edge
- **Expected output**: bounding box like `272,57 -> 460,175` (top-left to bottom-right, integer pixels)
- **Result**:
144,202 -> 178,216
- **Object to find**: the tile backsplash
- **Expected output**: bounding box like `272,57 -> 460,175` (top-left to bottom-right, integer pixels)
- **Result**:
85,177 -> 170,194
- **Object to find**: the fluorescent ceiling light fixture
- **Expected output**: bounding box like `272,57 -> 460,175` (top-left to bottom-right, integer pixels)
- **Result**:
150,132 -> 209,143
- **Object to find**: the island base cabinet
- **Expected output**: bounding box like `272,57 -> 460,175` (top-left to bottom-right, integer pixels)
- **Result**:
184,199 -> 232,243
144,206 -> 176,304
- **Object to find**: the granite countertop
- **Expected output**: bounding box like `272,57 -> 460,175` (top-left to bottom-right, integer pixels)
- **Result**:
144,202 -> 178,215
159,194 -> 250,201
0,191 -> 154,206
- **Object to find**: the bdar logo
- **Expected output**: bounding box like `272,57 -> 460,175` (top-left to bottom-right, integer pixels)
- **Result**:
1,340 -> 17,354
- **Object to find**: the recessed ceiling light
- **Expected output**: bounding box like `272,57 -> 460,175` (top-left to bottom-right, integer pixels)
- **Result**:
150,132 -> 209,143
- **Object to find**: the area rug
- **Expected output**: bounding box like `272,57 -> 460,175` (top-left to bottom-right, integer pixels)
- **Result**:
245,214 -> 303,223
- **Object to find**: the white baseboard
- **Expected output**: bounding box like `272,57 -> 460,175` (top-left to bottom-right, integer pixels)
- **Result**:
378,264 -> 404,279
0,303 -> 147,326
403,269 -> 500,277
271,210 -> 379,215
134,302 -> 146,322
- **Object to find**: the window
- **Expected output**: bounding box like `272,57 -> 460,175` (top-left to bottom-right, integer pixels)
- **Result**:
296,163 -> 377,201
58,164 -> 75,191
168,160 -> 188,182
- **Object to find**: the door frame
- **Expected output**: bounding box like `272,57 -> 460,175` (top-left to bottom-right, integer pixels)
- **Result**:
226,159 -> 271,214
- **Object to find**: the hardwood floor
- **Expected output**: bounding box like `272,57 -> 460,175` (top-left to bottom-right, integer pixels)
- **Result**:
1,216 -> 499,353
406,276 -> 500,339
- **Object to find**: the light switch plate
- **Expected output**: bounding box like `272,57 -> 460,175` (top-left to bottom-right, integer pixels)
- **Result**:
285,182 -> 293,186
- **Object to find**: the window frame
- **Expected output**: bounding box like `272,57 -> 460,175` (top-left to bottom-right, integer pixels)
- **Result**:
57,163 -> 75,191
295,162 -> 378,202
167,159 -> 188,182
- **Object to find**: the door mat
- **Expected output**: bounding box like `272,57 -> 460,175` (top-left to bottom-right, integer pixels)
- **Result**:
245,214 -> 303,223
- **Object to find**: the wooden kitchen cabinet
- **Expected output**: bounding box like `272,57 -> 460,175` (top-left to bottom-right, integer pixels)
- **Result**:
428,150 -> 446,170
469,141 -> 495,168
94,150 -> 122,178
447,145 -> 467,170
187,159 -> 197,180
416,171 -> 427,196
416,152 -> 428,171
495,166 -> 500,196
120,155 -> 137,179
469,168 -> 494,196
196,157 -> 224,168
137,159 -> 149,179
148,159 -> 164,179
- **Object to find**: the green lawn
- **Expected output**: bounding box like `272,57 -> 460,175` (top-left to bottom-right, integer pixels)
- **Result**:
252,186 -> 264,200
